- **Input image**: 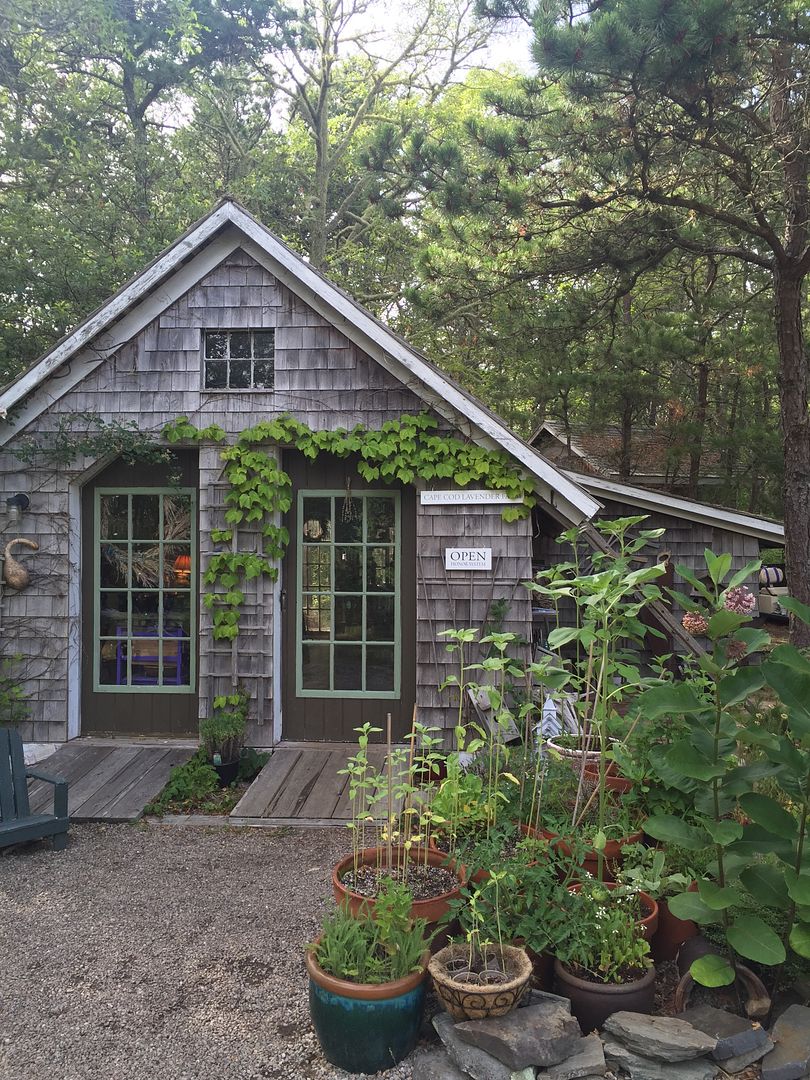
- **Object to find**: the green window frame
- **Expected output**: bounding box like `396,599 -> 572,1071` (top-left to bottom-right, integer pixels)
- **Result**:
93,488 -> 197,694
296,490 -> 401,699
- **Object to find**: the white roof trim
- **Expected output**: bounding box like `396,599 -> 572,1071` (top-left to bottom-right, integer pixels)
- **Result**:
568,470 -> 784,543
0,200 -> 600,524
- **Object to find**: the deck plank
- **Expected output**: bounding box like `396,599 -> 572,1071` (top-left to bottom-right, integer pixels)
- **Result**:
269,749 -> 333,818
229,748 -> 301,819
28,746 -> 115,814
92,748 -> 193,821
297,750 -> 350,819
76,748 -> 171,820
67,747 -> 143,817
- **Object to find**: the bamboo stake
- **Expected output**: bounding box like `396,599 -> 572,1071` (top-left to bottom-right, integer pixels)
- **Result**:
386,711 -> 394,876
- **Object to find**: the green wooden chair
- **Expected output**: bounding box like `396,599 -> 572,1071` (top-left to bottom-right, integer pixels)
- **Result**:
0,727 -> 68,851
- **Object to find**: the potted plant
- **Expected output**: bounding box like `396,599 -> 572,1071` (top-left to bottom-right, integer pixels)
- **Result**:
430,872 -> 533,1020
199,688 -> 249,786
617,842 -> 701,961
553,882 -> 655,1030
307,879 -> 432,1074
567,877 -> 659,942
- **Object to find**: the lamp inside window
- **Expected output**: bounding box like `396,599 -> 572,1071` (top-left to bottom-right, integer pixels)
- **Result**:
173,553 -> 191,584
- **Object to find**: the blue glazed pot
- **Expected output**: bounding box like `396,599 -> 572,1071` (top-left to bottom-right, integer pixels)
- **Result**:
306,949 -> 428,1074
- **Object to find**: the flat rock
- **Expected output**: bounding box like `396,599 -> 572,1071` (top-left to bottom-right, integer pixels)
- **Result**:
542,1034 -> 606,1080
453,1001 -> 582,1070
412,1046 -> 470,1080
602,1039 -> 716,1080
603,1013 -> 717,1062
677,1005 -> 769,1061
519,989 -> 573,1015
719,1038 -> 775,1074
762,1005 -> 810,1080
434,1011 -> 515,1080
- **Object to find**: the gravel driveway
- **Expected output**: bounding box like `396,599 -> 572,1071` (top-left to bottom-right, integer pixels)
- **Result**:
0,823 -> 427,1080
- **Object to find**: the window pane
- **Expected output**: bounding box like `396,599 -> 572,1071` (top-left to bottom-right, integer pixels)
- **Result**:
131,543 -> 161,588
253,359 -> 274,389
334,645 -> 362,690
302,644 -> 330,690
165,543 -> 192,587
130,636 -> 160,685
229,358 -> 251,389
303,546 -> 330,590
100,592 -> 128,637
205,359 -> 227,389
366,595 -> 394,641
335,595 -> 362,641
160,634 -> 189,686
163,495 -> 191,541
99,640 -> 120,685
131,495 -> 159,540
131,592 -> 160,635
99,495 -> 128,540
205,332 -> 227,359
367,645 -> 395,691
100,544 -> 128,587
253,330 -> 275,357
367,546 -> 395,591
302,594 -> 331,639
367,497 -> 395,543
302,497 -> 332,543
335,547 -> 362,591
230,331 -> 251,358
163,592 -> 191,635
335,499 -> 363,543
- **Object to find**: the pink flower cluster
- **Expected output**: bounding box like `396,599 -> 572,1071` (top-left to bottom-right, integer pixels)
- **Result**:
682,611 -> 708,636
724,585 -> 757,616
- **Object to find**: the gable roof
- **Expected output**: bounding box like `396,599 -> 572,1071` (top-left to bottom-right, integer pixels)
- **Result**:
570,469 -> 783,543
0,199 -> 599,525
532,421 -> 723,484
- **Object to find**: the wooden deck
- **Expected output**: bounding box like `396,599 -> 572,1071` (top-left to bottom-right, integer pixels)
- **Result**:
230,742 -> 406,826
28,739 -> 195,822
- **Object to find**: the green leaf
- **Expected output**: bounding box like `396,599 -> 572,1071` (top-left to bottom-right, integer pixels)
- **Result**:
719,666 -> 765,707
690,954 -> 736,987
739,793 -> 798,839
704,819 -> 744,846
728,825 -> 796,861
785,870 -> 810,905
789,921 -> 810,958
780,596 -> 810,628
666,740 -> 725,781
546,626 -> 583,649
734,628 -> 772,656
638,682 -> 709,719
727,915 -> 786,966
705,549 -> 732,587
707,608 -> 747,640
740,865 -> 790,909
643,814 -> 709,850
762,662 -> 810,731
668,891 -> 718,924
727,559 -> 763,590
697,879 -> 742,910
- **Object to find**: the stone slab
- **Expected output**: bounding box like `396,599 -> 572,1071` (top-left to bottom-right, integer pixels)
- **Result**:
762,1005 -> 810,1080
519,989 -> 573,1014
603,1013 -> 717,1062
677,1004 -> 769,1061
434,1011 -> 514,1080
453,1001 -> 582,1070
412,1046 -> 470,1080
719,1038 -> 775,1074
602,1039 -> 716,1080
542,1034 -> 606,1080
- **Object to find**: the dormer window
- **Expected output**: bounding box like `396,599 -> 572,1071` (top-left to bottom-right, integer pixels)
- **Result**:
204,330 -> 275,390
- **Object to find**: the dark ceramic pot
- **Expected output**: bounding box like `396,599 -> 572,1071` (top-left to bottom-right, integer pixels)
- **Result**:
212,759 -> 239,787
306,949 -> 427,1074
554,959 -> 656,1031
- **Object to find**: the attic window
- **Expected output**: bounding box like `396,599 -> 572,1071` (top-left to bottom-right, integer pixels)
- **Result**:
204,330 -> 275,390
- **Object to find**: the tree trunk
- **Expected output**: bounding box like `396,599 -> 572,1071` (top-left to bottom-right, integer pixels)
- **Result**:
775,267 -> 810,646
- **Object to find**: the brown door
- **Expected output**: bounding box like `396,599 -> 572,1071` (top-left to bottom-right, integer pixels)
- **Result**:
281,451 -> 416,742
81,452 -> 199,736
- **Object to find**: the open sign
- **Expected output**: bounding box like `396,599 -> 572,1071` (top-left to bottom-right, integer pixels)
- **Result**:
445,548 -> 492,570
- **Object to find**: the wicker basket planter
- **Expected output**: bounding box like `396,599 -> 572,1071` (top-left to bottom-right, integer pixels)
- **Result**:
429,943 -> 533,1021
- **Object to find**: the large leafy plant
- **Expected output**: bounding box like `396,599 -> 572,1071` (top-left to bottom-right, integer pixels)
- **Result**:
640,551 -> 810,989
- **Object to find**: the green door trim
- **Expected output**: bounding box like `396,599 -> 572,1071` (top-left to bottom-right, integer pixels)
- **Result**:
93,487 -> 197,694
295,489 -> 401,699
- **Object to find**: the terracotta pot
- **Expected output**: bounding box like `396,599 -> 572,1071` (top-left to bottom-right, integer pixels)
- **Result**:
568,881 -> 659,941
306,947 -> 428,1073
429,943 -> 533,1020
651,897 -> 698,962
333,846 -> 465,925
674,961 -> 771,1020
582,764 -> 634,794
542,828 -> 644,883
554,958 -> 656,1031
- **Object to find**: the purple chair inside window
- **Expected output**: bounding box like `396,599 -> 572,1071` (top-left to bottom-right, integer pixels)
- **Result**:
115,626 -> 185,685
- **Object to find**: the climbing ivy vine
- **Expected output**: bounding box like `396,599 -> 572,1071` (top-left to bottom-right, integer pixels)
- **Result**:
163,412 -> 536,640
